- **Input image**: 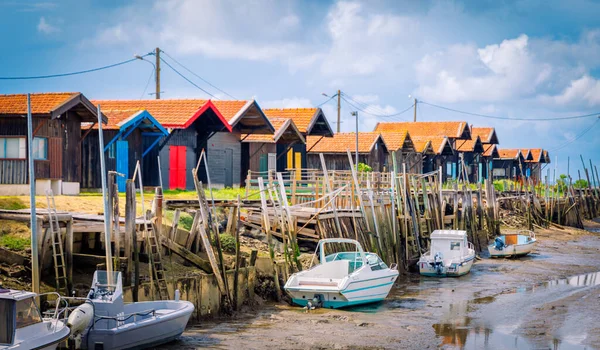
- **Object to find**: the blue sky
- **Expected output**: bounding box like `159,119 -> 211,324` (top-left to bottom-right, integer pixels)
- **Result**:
1,0 -> 600,180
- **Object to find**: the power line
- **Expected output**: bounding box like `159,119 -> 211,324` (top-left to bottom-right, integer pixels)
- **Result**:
160,50 -> 236,99
158,56 -> 218,99
341,92 -> 414,119
548,118 -> 600,152
140,68 -> 154,100
341,96 -> 413,121
317,95 -> 336,107
420,100 -> 600,121
341,92 -> 409,117
0,55 -> 150,80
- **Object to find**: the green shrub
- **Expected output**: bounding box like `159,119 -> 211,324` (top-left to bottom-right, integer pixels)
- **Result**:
0,197 -> 27,210
217,233 -> 236,253
0,235 -> 30,251
357,163 -> 372,172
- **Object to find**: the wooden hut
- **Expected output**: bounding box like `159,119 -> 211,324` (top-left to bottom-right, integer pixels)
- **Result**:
455,136 -> 485,182
374,121 -> 471,181
209,100 -> 274,187
307,132 -> 388,171
412,136 -> 455,180
378,131 -> 422,173
0,92 -> 106,195
262,108 -> 334,174
493,149 -> 533,180
92,99 -> 232,190
241,118 -> 304,175
81,109 -> 168,191
471,127 -> 500,181
524,148 -> 550,183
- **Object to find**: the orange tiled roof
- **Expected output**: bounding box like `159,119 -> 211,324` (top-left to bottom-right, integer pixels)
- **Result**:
374,121 -> 470,139
412,139 -> 433,154
91,99 -> 231,130
410,135 -> 450,155
211,100 -> 251,123
0,92 -> 79,115
242,118 -> 303,143
519,149 -> 533,161
497,149 -> 522,159
526,149 -> 543,163
263,108 -> 319,134
379,130 -> 411,151
85,109 -> 144,130
456,136 -> 483,152
470,127 -> 497,144
483,144 -> 499,157
307,132 -> 383,154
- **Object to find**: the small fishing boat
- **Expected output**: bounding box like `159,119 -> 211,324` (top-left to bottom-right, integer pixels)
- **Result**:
488,230 -> 536,258
284,238 -> 398,309
418,230 -> 475,277
0,288 -> 70,350
67,270 -> 194,349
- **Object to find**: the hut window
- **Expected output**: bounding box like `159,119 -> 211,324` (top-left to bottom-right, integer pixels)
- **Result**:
0,137 -> 26,159
108,143 -> 116,159
32,137 -> 47,160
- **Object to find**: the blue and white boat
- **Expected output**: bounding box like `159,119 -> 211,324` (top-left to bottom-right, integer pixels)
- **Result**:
488,230 -> 536,258
418,230 -> 475,277
284,238 -> 398,309
66,270 -> 194,349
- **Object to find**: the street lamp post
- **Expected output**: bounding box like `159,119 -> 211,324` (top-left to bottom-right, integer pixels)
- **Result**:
351,111 -> 358,167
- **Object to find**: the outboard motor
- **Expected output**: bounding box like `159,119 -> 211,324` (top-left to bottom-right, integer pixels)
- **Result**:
67,303 -> 94,349
433,252 -> 444,275
305,294 -> 323,311
494,237 -> 505,251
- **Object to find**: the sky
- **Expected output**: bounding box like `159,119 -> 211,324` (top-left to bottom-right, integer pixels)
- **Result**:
1,0 -> 599,180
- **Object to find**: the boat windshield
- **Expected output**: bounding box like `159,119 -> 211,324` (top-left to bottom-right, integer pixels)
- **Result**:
0,299 -> 15,345
365,253 -> 388,271
324,252 -> 388,272
15,297 -> 42,329
94,271 -> 121,293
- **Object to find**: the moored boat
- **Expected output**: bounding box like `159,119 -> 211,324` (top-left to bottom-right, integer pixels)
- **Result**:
488,230 -> 536,258
0,288 -> 70,350
418,230 -> 475,277
67,270 -> 194,349
284,238 -> 399,309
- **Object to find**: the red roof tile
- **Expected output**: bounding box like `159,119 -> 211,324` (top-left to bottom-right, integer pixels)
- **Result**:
0,92 -> 79,115
263,108 -> 319,134
379,130 -> 412,152
497,149 -> 522,159
375,121 -> 470,139
242,118 -> 304,143
470,127 -> 498,144
307,132 -> 383,154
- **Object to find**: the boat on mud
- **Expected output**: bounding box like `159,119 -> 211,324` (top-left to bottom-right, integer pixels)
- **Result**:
66,270 -> 194,350
0,288 -> 70,350
488,230 -> 536,258
284,238 -> 399,309
418,230 -> 475,277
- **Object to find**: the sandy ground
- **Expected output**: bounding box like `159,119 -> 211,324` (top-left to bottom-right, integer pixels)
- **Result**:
157,223 -> 600,350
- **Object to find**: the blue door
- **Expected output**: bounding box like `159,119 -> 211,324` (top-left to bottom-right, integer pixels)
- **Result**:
116,140 -> 128,192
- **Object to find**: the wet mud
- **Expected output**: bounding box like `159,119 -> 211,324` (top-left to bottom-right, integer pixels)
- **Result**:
158,227 -> 600,349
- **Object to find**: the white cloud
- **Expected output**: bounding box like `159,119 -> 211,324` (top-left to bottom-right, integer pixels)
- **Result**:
37,16 -> 59,34
539,75 -> 600,107
261,97 -> 313,109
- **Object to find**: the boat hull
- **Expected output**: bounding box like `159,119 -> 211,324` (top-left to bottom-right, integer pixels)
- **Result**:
84,301 -> 194,350
286,273 -> 398,309
418,256 -> 475,277
488,239 -> 536,257
1,320 -> 70,350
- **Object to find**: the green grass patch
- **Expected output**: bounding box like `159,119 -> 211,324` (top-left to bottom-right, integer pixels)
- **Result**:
0,197 -> 27,210
0,234 -> 30,251
164,210 -> 194,231
216,233 -> 236,253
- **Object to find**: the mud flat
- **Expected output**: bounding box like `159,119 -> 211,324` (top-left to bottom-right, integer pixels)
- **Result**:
160,225 -> 600,350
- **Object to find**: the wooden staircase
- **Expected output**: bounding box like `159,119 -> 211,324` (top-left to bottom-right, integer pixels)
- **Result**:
45,190 -> 69,295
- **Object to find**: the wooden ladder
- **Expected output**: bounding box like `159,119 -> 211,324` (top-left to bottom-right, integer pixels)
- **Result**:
147,224 -> 169,300
46,190 -> 69,295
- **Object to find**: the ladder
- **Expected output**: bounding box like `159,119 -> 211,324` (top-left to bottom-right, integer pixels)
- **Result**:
146,224 -> 169,300
45,190 -> 69,295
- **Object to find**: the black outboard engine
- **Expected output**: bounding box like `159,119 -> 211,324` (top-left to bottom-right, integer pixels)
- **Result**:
433,252 -> 444,275
494,237 -> 505,250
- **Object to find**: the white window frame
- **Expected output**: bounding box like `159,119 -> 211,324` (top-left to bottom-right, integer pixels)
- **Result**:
0,137 -> 26,159
32,137 -> 47,160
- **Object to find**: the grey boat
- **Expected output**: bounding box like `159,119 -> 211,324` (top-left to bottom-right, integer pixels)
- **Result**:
67,271 -> 194,350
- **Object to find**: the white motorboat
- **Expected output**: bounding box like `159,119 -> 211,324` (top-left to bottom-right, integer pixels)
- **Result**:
0,288 -> 70,350
67,270 -> 194,350
488,230 -> 536,258
418,230 -> 475,277
284,238 -> 399,309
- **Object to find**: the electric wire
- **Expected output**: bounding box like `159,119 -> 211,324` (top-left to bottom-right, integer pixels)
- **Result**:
341,96 -> 413,121
160,50 -> 237,99
158,57 -> 218,99
341,92 -> 413,118
139,68 -> 154,100
316,94 -> 337,107
548,118 -> 600,152
420,100 -> 600,121
0,55 -> 150,80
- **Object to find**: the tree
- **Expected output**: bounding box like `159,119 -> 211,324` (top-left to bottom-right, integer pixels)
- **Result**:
574,179 -> 588,189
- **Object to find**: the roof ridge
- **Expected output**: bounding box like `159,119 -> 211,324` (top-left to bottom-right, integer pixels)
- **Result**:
0,92 -> 78,97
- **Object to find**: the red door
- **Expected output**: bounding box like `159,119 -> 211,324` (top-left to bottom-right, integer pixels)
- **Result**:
169,146 -> 187,190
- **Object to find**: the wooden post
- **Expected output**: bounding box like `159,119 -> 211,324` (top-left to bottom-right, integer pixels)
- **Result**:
65,219 -> 73,291
126,180 -> 139,301
155,187 -> 163,237
258,177 -> 281,301
233,195 -> 242,310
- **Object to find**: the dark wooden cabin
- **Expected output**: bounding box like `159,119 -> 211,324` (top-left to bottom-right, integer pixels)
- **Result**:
81,109 -> 168,192
261,107 -> 334,175
455,136 -> 485,183
241,118 -> 305,177
306,132 -> 389,171
493,149 -> 533,180
482,144 -> 500,179
92,99 -> 233,190
379,130 -> 422,173
524,149 -> 550,184
412,136 -> 455,181
469,127 -> 500,182
0,92 -> 105,195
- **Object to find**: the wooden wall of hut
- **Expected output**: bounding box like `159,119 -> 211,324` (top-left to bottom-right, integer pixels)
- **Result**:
245,142 -> 277,173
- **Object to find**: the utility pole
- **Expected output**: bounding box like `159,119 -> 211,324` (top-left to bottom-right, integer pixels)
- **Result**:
337,90 -> 341,133
351,111 -> 358,166
413,98 -> 417,122
155,47 -> 161,99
